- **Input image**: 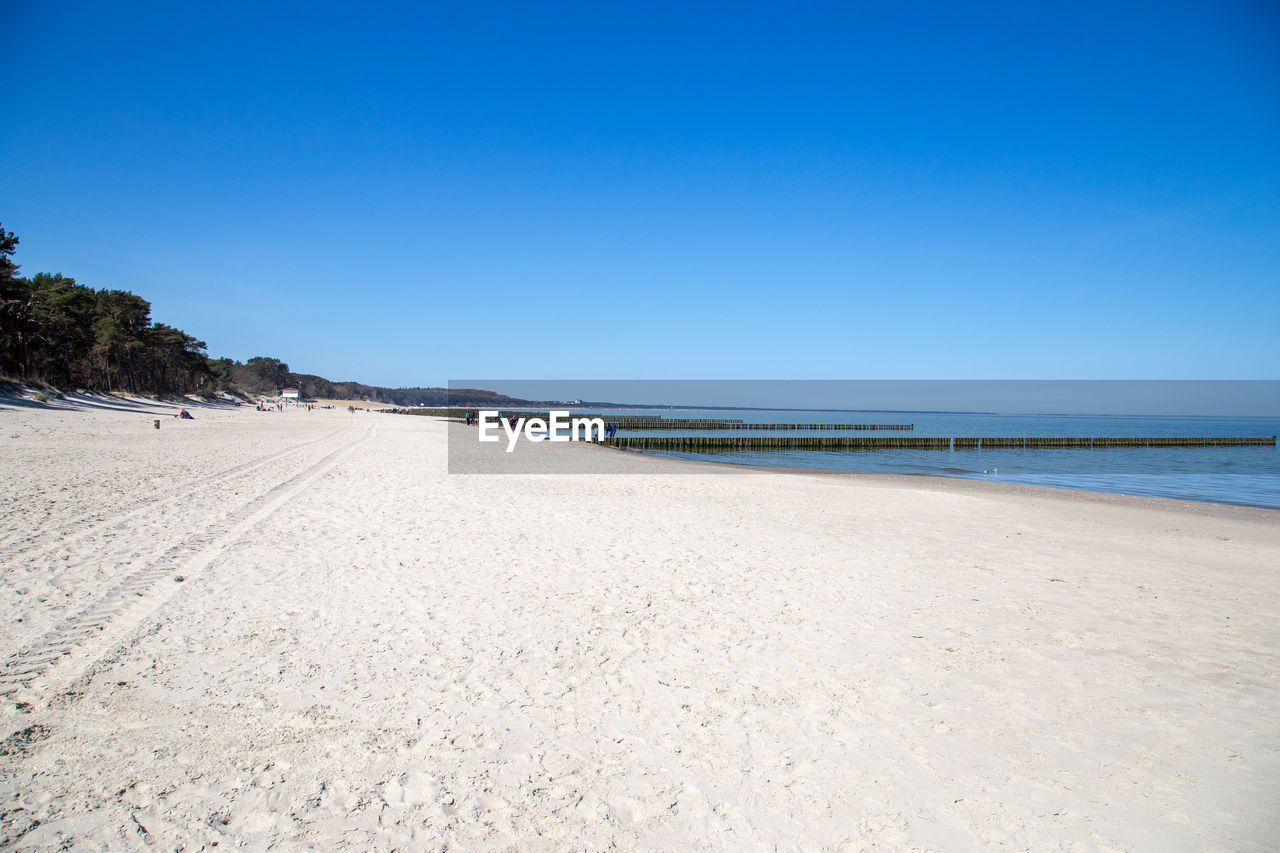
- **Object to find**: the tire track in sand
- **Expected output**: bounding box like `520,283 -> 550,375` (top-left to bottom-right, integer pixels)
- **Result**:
0,420 -> 378,705
0,422 -> 352,564
0,421 -> 365,652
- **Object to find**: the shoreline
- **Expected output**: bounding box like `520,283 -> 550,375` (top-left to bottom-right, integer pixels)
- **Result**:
452,414 -> 1280,518
610,444 -> 1280,518
4,390 -> 1274,516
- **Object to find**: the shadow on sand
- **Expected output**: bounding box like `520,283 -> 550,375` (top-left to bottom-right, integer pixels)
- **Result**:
0,387 -> 244,415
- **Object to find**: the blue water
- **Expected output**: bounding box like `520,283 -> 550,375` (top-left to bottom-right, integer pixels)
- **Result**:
584,409 -> 1280,509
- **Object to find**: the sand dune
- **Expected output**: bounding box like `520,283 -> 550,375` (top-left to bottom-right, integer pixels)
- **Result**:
1,399 -> 1278,849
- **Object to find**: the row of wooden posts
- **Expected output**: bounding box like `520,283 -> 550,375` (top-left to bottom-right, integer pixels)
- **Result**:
597,435 -> 1277,451
400,408 -> 914,431
614,422 -> 916,431
572,415 -> 744,424
402,408 -> 745,423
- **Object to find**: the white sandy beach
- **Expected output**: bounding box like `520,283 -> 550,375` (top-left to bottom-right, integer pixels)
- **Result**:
1,396 -> 1278,850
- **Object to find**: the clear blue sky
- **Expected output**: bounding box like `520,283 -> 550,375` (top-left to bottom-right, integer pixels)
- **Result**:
4,1 -> 1278,386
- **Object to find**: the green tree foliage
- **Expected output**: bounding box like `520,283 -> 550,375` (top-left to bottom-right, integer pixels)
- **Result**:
31,273 -> 96,387
243,356 -> 291,394
0,223 -> 520,405
0,224 -> 212,393
0,224 -> 31,377
0,225 -> 18,282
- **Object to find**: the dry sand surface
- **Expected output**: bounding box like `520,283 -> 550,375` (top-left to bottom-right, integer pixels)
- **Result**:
1,394 -> 1278,850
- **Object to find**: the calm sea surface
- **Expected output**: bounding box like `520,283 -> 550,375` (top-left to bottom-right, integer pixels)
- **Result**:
582,409 -> 1280,509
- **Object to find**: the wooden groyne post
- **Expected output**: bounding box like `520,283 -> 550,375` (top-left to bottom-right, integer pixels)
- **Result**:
598,435 -> 1277,451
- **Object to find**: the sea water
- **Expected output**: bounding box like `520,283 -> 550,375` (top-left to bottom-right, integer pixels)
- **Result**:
591,409 -> 1280,509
